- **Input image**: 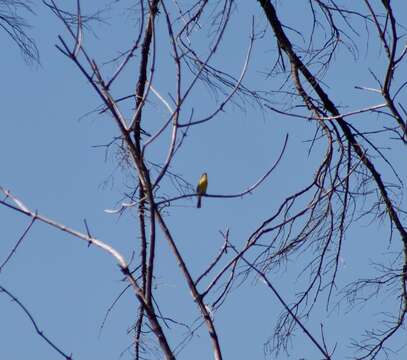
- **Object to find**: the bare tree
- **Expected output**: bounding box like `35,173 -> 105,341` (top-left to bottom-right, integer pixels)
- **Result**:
0,0 -> 39,63
1,1 -> 406,360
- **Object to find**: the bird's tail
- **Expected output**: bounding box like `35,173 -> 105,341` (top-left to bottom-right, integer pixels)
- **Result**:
197,196 -> 202,208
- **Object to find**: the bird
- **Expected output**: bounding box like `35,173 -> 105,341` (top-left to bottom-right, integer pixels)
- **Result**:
196,172 -> 208,208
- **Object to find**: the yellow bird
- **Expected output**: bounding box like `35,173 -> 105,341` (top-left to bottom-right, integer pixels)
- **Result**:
196,172 -> 208,208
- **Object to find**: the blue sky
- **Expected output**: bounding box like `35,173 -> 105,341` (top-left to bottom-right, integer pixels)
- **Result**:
1,1 -> 406,359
